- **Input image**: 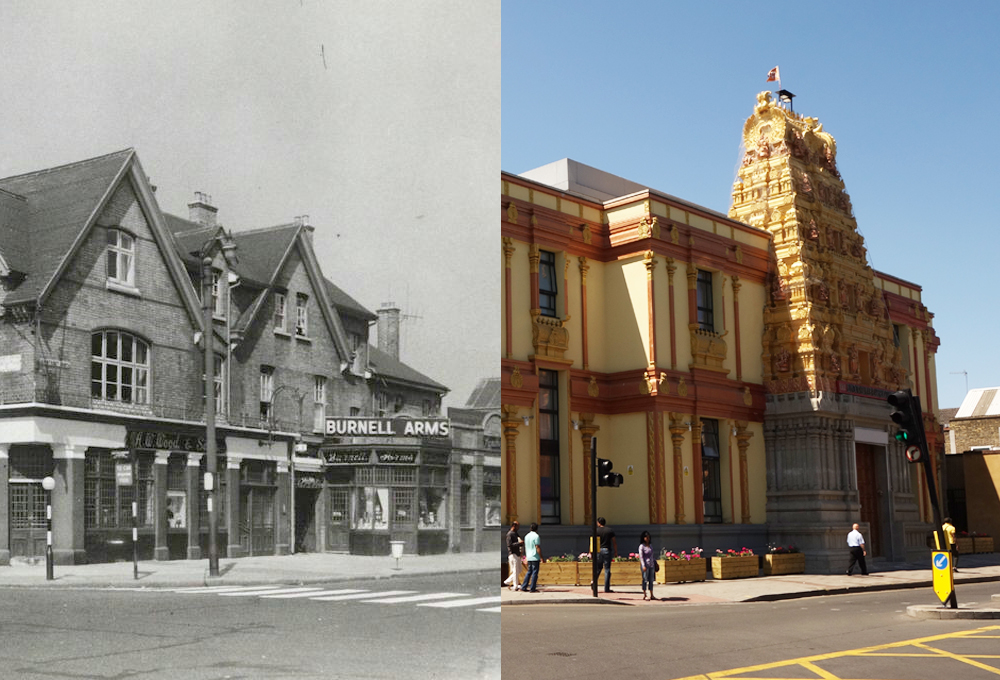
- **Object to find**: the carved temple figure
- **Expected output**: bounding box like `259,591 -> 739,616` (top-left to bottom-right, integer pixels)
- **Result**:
816,282 -> 829,302
775,347 -> 791,373
808,219 -> 819,241
848,345 -> 859,375
829,353 -> 841,374
799,171 -> 812,195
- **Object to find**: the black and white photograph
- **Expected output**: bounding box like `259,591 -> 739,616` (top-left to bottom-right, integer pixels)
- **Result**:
0,2 -> 499,678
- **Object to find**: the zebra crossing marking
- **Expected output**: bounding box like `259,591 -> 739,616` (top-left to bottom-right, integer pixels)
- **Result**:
171,585 -> 282,594
309,590 -> 414,602
259,588 -> 367,599
217,587 -> 325,597
477,606 -> 501,613
362,592 -> 467,604
418,596 -> 501,608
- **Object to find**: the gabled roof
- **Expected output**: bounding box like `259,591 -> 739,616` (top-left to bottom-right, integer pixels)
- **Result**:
464,377 -> 500,409
0,149 -> 134,305
369,344 -> 448,393
325,278 -> 376,321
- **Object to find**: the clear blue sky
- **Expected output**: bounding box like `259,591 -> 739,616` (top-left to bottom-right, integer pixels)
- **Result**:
503,1 -> 1000,410
0,1 -> 499,408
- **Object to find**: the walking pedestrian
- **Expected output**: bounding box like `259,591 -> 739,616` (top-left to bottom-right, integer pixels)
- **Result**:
942,517 -> 958,572
638,530 -> 656,601
846,522 -> 868,576
503,521 -> 523,590
520,523 -> 543,593
595,517 -> 617,593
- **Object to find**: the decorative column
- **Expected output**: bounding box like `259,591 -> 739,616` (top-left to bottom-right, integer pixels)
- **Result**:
645,411 -> 665,523
472,453 -> 484,552
644,250 -> 658,374
504,238 -> 515,359
732,275 -> 743,381
186,453 -> 202,559
691,417 -> 704,525
226,456 -> 242,557
735,421 -> 753,524
51,443 -> 86,565
666,258 -> 677,369
668,414 -> 687,524
578,414 -> 598,525
0,445 -> 9,565
501,404 -> 521,523
153,451 -> 170,561
579,256 -> 590,370
528,244 -> 540,314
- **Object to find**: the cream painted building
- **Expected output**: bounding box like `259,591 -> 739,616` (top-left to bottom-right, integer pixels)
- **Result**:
501,92 -> 943,572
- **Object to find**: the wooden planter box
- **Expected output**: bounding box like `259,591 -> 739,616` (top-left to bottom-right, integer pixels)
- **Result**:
974,537 -> 994,554
763,552 -> 805,575
711,555 -> 759,580
656,557 -> 706,584
956,537 -> 975,554
534,561 -> 578,585
609,561 -> 643,585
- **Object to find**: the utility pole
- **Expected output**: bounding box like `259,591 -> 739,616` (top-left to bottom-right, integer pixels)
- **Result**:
202,255 -> 219,578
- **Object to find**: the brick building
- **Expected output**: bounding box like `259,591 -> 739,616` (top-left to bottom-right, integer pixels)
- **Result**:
0,149 -> 490,564
942,389 -> 1000,540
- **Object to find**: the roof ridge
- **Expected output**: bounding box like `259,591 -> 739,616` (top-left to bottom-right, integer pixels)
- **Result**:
0,187 -> 26,201
234,223 -> 301,236
163,213 -> 216,236
0,148 -> 134,183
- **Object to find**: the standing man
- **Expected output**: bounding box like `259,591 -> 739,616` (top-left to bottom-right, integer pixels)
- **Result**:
503,520 -> 523,590
942,517 -> 958,572
519,523 -> 542,593
596,516 -> 618,593
846,523 -> 868,576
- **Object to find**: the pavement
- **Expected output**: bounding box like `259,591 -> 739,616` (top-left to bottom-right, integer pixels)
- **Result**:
501,552 -> 1000,618
0,551 -> 496,589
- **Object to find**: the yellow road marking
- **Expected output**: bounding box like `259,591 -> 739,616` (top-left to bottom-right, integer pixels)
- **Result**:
672,625 -> 1000,680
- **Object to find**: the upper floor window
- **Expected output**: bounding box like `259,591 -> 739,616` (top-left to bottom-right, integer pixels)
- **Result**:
313,376 -> 327,432
106,229 -> 135,286
260,366 -> 274,422
202,354 -> 225,414
539,250 -> 558,317
696,270 -> 715,332
274,292 -> 287,333
91,330 -> 149,404
211,270 -> 226,318
377,391 -> 389,417
295,293 -> 309,336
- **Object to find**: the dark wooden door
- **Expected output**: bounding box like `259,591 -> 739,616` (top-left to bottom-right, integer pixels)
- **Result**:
240,487 -> 275,555
327,488 -> 350,552
10,482 -> 47,559
855,443 -> 882,557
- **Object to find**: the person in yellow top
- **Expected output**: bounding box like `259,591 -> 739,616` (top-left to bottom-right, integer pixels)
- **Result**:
942,517 -> 958,572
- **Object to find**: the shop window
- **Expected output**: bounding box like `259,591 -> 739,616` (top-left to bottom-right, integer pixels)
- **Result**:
91,330 -> 150,404
460,466 -> 472,527
484,480 -> 501,527
418,487 -> 447,529
106,228 -> 135,287
330,489 -> 348,523
83,450 -> 154,529
393,488 -> 414,524
353,486 -> 389,530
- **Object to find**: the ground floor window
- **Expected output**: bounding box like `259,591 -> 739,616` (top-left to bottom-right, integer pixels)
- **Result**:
84,450 -> 153,528
701,419 -> 723,523
419,466 -> 448,529
484,467 -> 500,526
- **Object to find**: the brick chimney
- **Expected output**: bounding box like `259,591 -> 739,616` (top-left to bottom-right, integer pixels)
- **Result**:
377,303 -> 400,360
188,191 -> 217,227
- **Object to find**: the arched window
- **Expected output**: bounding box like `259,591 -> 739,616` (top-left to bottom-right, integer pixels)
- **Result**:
91,330 -> 150,403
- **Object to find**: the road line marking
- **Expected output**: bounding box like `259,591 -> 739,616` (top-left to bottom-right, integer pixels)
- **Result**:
310,590 -> 413,602
260,589 -> 366,599
363,592 -> 467,604
671,625 -> 1000,680
477,606 -> 501,613
217,587 -> 324,597
418,596 -> 501,608
171,585 -> 283,594
254,588 -> 330,598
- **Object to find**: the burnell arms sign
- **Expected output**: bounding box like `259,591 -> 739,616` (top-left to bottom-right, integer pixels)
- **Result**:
325,417 -> 451,438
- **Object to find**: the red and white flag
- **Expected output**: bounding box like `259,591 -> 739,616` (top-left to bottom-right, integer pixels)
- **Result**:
767,66 -> 780,82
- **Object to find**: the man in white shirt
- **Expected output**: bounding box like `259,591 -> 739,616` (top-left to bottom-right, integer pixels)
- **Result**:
846,523 -> 868,576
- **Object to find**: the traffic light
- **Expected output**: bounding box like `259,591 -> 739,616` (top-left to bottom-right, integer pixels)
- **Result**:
887,389 -> 924,463
597,458 -> 623,487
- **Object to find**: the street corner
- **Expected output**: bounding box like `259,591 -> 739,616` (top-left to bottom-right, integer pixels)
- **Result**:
907,603 -> 1000,619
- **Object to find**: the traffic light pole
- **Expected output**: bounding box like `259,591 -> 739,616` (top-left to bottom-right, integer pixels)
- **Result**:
590,436 -> 598,599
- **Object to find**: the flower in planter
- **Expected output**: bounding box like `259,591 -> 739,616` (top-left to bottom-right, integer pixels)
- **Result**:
767,543 -> 799,554
660,547 -> 704,561
547,553 -> 576,563
716,547 -> 755,557
613,552 -> 639,562
578,552 -> 592,562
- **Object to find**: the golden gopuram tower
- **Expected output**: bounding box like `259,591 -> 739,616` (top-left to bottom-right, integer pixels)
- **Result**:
728,91 -> 934,570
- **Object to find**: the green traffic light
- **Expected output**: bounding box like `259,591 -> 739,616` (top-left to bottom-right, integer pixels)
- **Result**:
895,431 -> 909,442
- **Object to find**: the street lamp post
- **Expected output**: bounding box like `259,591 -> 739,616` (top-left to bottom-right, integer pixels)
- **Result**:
202,255 -> 219,578
42,476 -> 55,580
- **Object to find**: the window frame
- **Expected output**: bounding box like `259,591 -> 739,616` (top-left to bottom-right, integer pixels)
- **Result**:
274,292 -> 287,334
260,366 -> 274,423
696,269 -> 715,332
106,228 -> 136,287
700,418 -> 723,523
91,330 -> 151,404
313,375 -> 327,432
295,293 -> 309,337
538,250 -> 558,318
